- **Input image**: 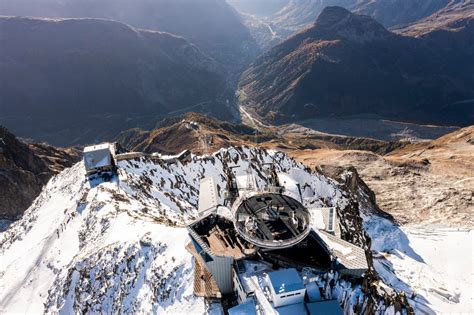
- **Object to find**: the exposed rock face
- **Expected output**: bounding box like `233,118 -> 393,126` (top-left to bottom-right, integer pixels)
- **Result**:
291,126 -> 474,227
0,126 -> 79,220
238,6 -> 474,126
0,17 -> 232,146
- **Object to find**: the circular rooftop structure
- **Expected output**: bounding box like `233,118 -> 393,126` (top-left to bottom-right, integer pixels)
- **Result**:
233,193 -> 311,249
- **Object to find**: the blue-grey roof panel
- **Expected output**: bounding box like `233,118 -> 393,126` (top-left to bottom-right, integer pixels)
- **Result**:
277,303 -> 307,315
228,299 -> 257,315
306,300 -> 343,315
268,268 -> 305,294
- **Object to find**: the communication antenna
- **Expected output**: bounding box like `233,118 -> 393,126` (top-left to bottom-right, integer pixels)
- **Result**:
243,146 -> 259,193
246,162 -> 256,192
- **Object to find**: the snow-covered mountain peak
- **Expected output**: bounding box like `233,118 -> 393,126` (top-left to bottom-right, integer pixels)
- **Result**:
1,146 -> 350,313
7,146 -> 459,313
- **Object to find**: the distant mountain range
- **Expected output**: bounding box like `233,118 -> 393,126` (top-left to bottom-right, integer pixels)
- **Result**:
394,0 -> 474,36
238,6 -> 474,126
0,0 -> 472,147
0,0 -> 258,77
227,0 -> 289,16
0,17 -> 234,146
232,0 -> 466,49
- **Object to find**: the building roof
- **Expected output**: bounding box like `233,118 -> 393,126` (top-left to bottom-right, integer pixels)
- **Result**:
306,300 -> 343,315
305,282 -> 322,302
83,143 -> 112,153
318,230 -> 368,276
233,193 -> 311,249
268,268 -> 305,295
83,144 -> 113,170
276,303 -> 307,315
228,299 -> 257,315
198,177 -> 218,213
187,214 -> 248,259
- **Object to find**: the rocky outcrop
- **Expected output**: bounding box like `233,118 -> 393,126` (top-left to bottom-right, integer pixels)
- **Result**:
317,165 -> 413,314
290,126 -> 474,227
0,126 -> 79,220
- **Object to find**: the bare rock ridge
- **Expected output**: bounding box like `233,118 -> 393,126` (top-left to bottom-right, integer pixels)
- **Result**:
238,6 -> 474,126
0,126 -> 79,220
0,16 -> 232,146
292,125 -> 474,226
115,113 -> 409,155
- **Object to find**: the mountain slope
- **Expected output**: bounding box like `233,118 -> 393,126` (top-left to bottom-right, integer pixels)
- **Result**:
291,126 -> 474,226
352,0 -> 453,28
238,6 -> 474,126
0,0 -> 258,77
0,126 -> 79,221
2,146 -> 470,313
115,112 -> 414,156
0,17 -> 232,146
394,0 -> 474,36
0,147 -> 381,312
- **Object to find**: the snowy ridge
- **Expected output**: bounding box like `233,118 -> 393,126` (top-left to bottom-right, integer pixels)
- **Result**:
0,147 -> 346,313
0,146 -> 433,314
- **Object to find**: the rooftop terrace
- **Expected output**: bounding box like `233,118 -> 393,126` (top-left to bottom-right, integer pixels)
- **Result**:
234,193 -> 311,249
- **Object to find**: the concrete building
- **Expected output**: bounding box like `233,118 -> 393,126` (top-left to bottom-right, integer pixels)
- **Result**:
267,268 -> 306,308
186,165 -> 369,313
160,149 -> 191,164
83,143 -> 116,175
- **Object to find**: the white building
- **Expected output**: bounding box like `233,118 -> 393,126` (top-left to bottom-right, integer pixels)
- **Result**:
83,143 -> 116,175
267,268 -> 306,308
198,176 -> 219,215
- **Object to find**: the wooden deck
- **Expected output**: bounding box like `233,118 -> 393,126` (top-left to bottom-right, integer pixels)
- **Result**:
186,242 -> 221,299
